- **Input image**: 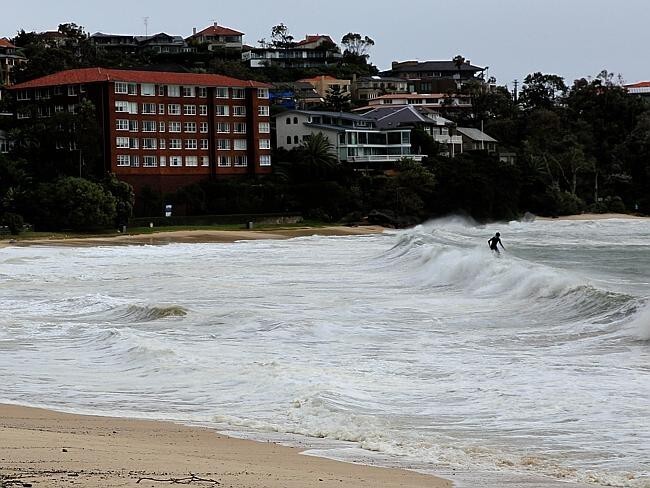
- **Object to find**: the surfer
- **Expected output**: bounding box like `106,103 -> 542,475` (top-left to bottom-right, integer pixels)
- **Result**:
488,232 -> 505,253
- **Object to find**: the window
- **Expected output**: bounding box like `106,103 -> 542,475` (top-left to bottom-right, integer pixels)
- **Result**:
168,139 -> 181,149
143,155 -> 157,167
198,87 -> 208,98
217,155 -> 231,167
169,121 -> 181,132
169,155 -> 182,167
232,88 -> 245,99
67,104 -> 77,114
184,122 -> 197,133
182,86 -> 195,97
116,119 -> 129,131
258,105 -> 270,117
257,88 -> 269,99
185,156 -> 198,166
129,120 -> 138,132
294,135 -> 299,144
216,139 -> 230,150
233,122 -> 246,134
159,121 -> 166,132
286,117 -> 291,125
234,155 -> 248,167
199,105 -> 208,116
158,104 -> 165,114
168,104 -> 181,115
117,155 -> 130,166
259,139 -> 271,149
159,156 -> 167,166
158,85 -> 165,96
183,105 -> 196,115
143,138 -> 157,149
127,83 -> 137,95
200,122 -> 209,133
129,138 -> 139,149
259,155 -> 271,166
216,122 -> 230,133
215,87 -> 229,98
142,121 -> 156,132
55,105 -> 64,113
141,83 -> 155,96
116,137 -> 130,148
233,106 -> 246,116
215,105 -> 229,116
17,90 -> 31,101
116,101 -> 137,114
159,139 -> 166,149
200,139 -> 209,150
68,85 -> 79,96
234,139 -> 247,150
167,85 -> 181,97
131,155 -> 140,167
259,122 -> 270,133
286,136 -> 291,144
293,117 -> 298,124
201,156 -> 210,166
185,139 -> 197,150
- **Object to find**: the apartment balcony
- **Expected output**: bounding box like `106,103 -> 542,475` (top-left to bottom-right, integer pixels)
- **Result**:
348,154 -> 426,163
433,135 -> 463,144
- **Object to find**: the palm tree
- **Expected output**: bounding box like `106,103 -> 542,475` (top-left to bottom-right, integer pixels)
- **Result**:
297,133 -> 338,179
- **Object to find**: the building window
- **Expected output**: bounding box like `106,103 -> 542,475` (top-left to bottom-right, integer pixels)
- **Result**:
200,122 -> 209,133
141,83 -> 155,96
143,138 -> 157,149
185,139 -> 197,150
215,105 -> 229,116
216,122 -> 230,133
158,85 -> 165,96
115,101 -> 129,112
168,85 -> 181,97
215,87 -> 229,98
286,117 -> 291,125
294,136 -> 299,144
142,121 -> 156,132
200,139 -> 209,150
129,120 -> 138,132
234,155 -> 248,167
184,122 -> 197,133
159,156 -> 167,166
201,156 -> 210,166
116,137 -> 130,148
199,105 -> 208,116
259,122 -> 270,133
234,139 -> 247,151
17,90 -> 31,101
159,121 -> 166,132
234,122 -> 246,134
258,105 -> 269,117
233,106 -> 246,116
116,155 -> 130,166
116,119 -> 129,131
216,139 -> 230,150
169,155 -> 182,166
169,121 -> 181,132
131,155 -> 140,167
185,155 -> 198,166
293,117 -> 298,124
183,105 -> 197,115
67,104 -> 77,114
259,139 -> 271,149
143,155 -> 157,167
232,88 -> 245,99
129,138 -> 139,149
55,105 -> 64,113
159,139 -> 166,149
169,139 -> 182,149
259,155 -> 271,166
257,88 -> 269,99
198,87 -> 208,98
158,104 -> 165,114
287,136 -> 291,144
168,104 -> 181,115
182,86 -> 195,97
217,155 -> 231,167
115,82 -> 128,94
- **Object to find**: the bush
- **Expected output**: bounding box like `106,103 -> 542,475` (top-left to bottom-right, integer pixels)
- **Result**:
1,212 -> 24,235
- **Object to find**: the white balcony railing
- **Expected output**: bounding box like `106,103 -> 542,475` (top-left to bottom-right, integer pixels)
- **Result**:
347,154 -> 426,163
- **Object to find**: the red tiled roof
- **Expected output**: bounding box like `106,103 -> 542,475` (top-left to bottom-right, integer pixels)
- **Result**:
191,25 -> 244,38
0,38 -> 16,48
295,35 -> 333,46
625,81 -> 650,88
10,67 -> 270,89
297,75 -> 340,83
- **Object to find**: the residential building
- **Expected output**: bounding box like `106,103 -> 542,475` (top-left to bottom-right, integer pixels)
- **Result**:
10,68 -> 272,196
456,127 -> 498,152
242,35 -> 342,69
187,23 -> 244,52
90,32 -> 191,54
354,93 -> 473,119
297,75 -> 350,98
0,129 -> 12,154
625,81 -> 650,99
275,110 -> 424,167
0,38 -> 25,97
270,82 -> 323,110
351,75 -> 409,102
383,60 -> 485,92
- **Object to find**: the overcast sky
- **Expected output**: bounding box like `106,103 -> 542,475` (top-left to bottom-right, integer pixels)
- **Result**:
3,0 -> 648,89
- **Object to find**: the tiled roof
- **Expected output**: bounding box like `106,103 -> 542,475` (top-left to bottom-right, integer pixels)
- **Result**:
0,38 -> 16,48
10,67 -> 270,89
625,81 -> 650,89
388,60 -> 484,73
191,25 -> 244,38
295,35 -> 334,46
457,127 -> 497,142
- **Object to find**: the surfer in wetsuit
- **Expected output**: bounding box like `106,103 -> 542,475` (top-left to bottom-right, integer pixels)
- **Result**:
488,232 -> 505,253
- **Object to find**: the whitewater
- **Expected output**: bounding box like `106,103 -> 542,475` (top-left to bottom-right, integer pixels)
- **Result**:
0,218 -> 649,487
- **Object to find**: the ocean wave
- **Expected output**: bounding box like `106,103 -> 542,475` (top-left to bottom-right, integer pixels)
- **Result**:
118,304 -> 188,322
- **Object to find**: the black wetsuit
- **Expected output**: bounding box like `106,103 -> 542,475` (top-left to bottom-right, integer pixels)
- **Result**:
488,236 -> 501,252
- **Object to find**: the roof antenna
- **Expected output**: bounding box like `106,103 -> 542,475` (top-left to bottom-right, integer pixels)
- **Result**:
143,16 -> 149,38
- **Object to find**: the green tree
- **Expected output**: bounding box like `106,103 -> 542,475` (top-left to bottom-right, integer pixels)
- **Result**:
324,85 -> 351,112
341,33 -> 375,64
519,72 -> 567,111
270,23 -> 295,48
295,133 -> 339,180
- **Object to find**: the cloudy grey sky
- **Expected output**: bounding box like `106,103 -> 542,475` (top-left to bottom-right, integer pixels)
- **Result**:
3,0 -> 648,88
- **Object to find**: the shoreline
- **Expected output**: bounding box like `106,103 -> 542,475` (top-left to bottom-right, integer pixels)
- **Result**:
0,403 -> 451,488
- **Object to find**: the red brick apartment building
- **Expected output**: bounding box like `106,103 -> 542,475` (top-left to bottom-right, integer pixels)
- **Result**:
10,68 -> 272,194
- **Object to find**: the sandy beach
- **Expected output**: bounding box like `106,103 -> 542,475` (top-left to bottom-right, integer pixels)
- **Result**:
0,404 -> 451,488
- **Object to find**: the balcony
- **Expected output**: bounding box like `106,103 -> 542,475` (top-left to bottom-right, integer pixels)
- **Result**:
348,154 -> 426,163
433,135 -> 463,144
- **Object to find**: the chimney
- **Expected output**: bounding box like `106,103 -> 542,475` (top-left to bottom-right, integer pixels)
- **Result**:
465,59 -> 470,65
193,27 -> 197,35
214,21 -> 218,28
